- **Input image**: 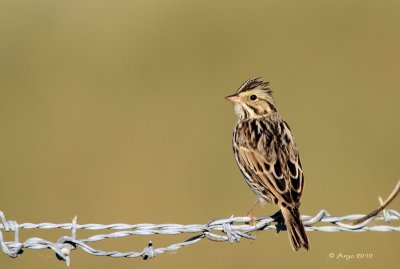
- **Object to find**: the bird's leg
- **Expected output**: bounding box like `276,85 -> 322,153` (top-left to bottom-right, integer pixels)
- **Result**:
271,209 -> 285,233
246,200 -> 260,226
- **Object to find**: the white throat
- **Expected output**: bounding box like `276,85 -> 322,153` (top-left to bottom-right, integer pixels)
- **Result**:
234,104 -> 245,120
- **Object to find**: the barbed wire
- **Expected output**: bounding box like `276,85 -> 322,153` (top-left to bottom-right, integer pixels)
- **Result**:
0,209 -> 399,266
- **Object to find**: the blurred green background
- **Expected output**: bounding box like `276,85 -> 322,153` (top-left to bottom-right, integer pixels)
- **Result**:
0,0 -> 399,268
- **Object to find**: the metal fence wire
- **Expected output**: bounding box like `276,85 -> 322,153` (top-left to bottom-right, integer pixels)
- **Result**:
0,209 -> 399,266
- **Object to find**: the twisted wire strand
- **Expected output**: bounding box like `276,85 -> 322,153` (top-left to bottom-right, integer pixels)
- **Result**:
0,210 -> 399,265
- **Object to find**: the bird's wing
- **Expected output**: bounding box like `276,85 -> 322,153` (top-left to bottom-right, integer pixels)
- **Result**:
237,140 -> 304,205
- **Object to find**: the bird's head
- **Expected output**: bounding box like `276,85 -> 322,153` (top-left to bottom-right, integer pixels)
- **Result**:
226,77 -> 277,120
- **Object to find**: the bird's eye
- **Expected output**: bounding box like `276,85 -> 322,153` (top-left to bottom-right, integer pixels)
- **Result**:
249,94 -> 257,101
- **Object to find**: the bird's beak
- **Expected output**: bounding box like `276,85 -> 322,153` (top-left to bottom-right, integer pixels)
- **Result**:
225,94 -> 241,103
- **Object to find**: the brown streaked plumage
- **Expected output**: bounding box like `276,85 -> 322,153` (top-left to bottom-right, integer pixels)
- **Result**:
226,77 -> 310,251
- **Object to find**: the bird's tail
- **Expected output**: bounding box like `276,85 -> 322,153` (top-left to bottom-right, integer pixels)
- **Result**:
280,206 -> 310,251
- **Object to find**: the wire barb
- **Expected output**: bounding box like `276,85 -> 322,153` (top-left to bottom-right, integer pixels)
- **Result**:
0,209 -> 399,263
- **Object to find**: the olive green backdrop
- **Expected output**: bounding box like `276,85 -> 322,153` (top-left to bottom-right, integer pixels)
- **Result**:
0,1 -> 399,269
